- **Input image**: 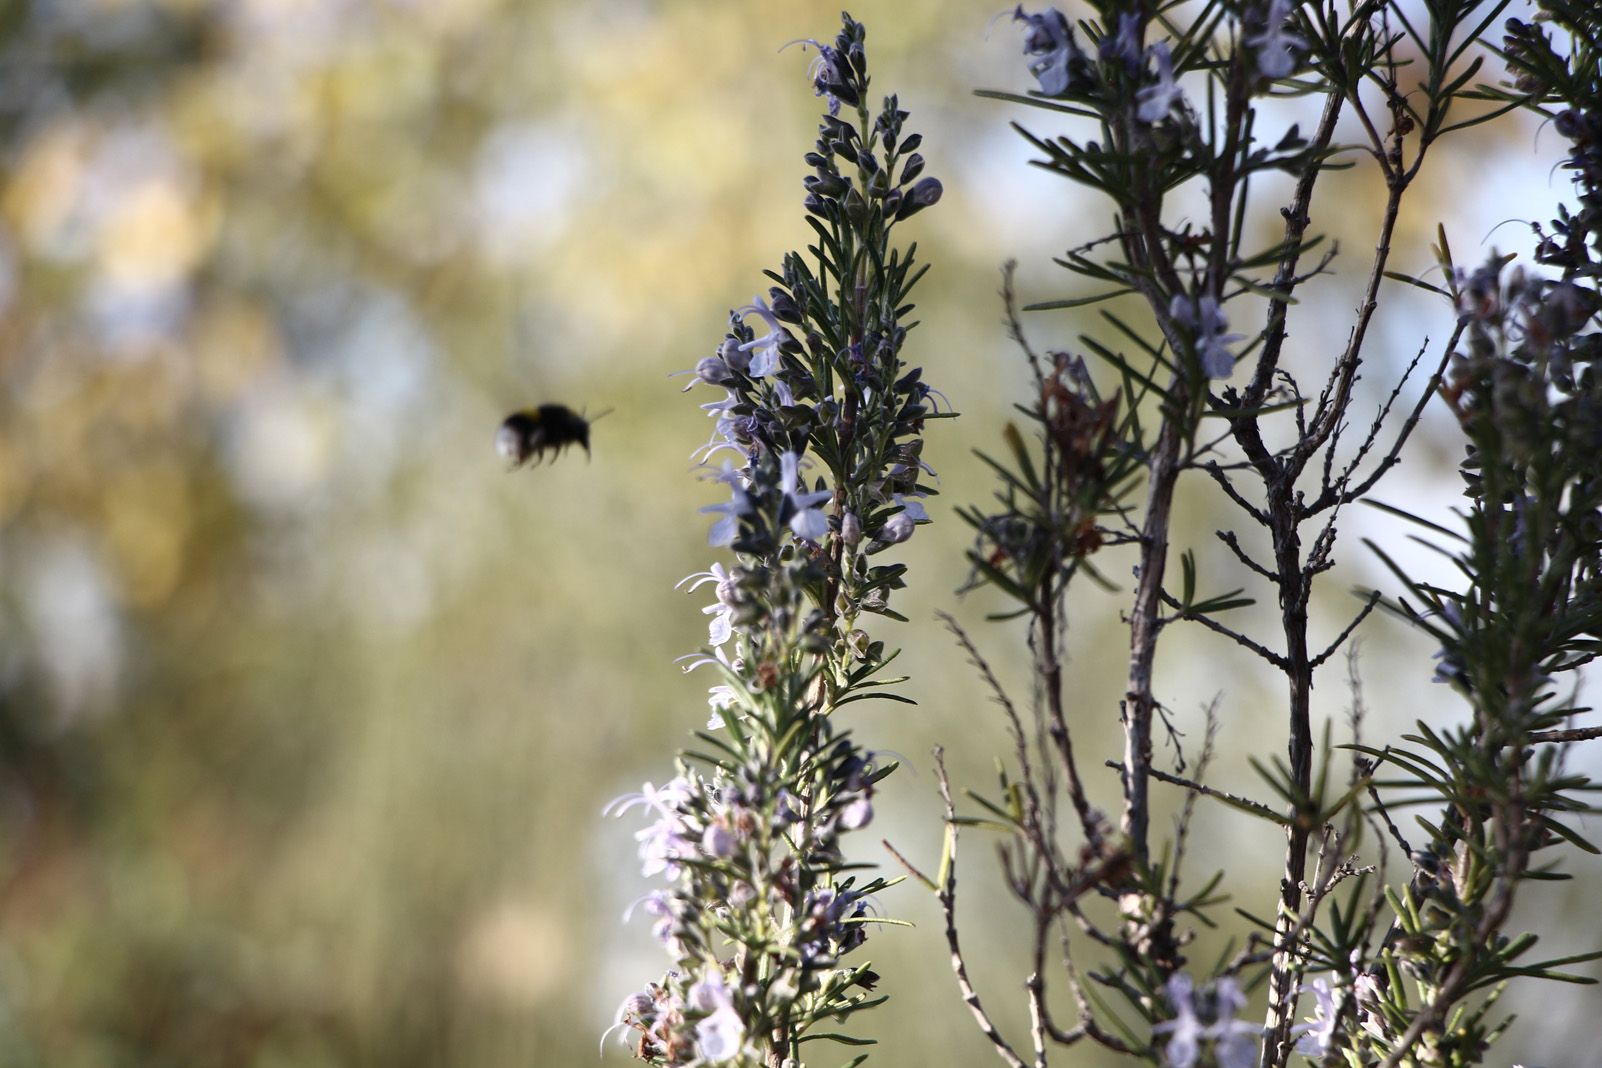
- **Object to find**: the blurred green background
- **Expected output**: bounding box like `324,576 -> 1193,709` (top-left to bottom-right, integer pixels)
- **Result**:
0,1 -> 1595,1066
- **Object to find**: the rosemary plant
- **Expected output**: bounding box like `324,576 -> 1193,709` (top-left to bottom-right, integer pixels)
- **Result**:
606,14 -> 949,1067
933,3 -> 1600,1068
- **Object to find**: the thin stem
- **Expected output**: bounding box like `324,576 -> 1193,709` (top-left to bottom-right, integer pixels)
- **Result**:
1122,408 -> 1186,863
935,749 -> 1029,1068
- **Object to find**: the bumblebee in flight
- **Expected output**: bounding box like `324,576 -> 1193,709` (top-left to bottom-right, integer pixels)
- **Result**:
496,404 -> 605,468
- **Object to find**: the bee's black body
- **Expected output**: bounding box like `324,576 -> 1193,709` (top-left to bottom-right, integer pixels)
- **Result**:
497,404 -> 592,467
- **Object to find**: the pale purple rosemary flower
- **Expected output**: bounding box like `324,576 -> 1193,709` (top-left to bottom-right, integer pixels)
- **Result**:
1099,11 -> 1143,71
605,978 -> 689,1059
797,884 -> 870,957
689,970 -> 747,1062
623,890 -> 686,955
706,685 -> 738,729
1246,0 -> 1308,80
701,819 -> 737,859
1136,42 -> 1186,123
693,409 -> 753,464
1210,978 -> 1260,1068
879,511 -> 916,544
1170,293 -> 1244,378
1013,6 -> 1082,96
696,1002 -> 746,1062
1196,296 -> 1243,377
1154,973 -> 1260,1068
701,462 -> 754,547
735,295 -> 791,377
1154,973 -> 1206,1067
698,389 -> 740,419
894,492 -> 929,523
705,598 -> 734,645
772,376 -> 796,408
780,451 -> 833,542
679,562 -> 737,646
676,640 -> 736,677
877,489 -> 935,547
1291,974 -> 1341,1057
600,989 -> 658,1054
784,37 -> 855,115
840,796 -> 873,829
1352,972 -> 1391,1042
605,777 -> 697,878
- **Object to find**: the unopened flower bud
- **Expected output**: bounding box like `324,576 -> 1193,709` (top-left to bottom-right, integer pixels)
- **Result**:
840,797 -> 873,830
768,287 -> 803,324
696,355 -> 735,385
896,176 -> 942,219
841,512 -> 862,547
879,512 -> 916,544
844,185 -> 868,224
847,41 -> 866,76
720,337 -> 752,374
702,822 -> 736,858
804,172 -> 849,199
